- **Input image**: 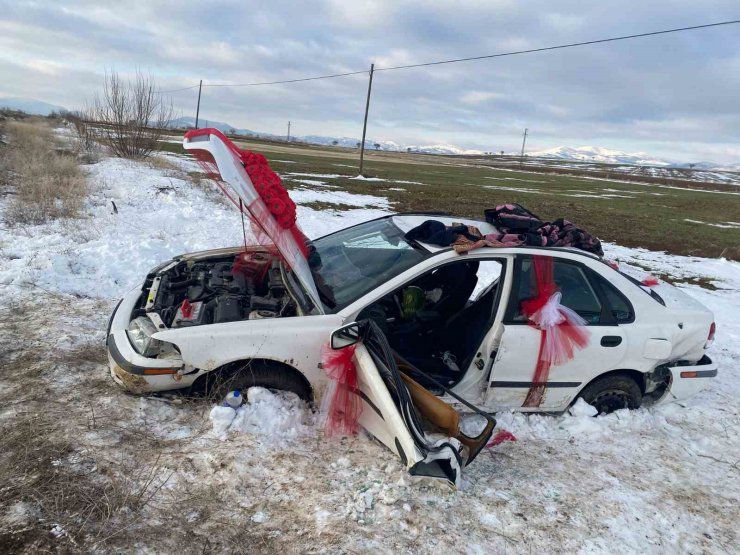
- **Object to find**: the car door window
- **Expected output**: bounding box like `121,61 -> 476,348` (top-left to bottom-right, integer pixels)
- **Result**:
511,257 -> 602,324
589,271 -> 635,323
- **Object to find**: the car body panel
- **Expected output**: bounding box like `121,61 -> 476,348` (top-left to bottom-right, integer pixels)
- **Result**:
661,355 -> 717,402
353,344 -> 426,466
182,129 -> 323,311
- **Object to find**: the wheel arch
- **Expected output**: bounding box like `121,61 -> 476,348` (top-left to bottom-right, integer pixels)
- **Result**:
572,368 -> 645,405
192,357 -> 315,402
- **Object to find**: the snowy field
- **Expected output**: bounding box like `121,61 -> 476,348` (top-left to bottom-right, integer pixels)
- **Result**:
0,145 -> 738,553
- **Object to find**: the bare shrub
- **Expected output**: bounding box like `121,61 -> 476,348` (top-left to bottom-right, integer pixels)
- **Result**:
3,120 -> 87,225
67,111 -> 101,163
89,71 -> 173,159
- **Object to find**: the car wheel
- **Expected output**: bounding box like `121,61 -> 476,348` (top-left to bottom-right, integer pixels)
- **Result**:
200,360 -> 313,403
577,374 -> 642,414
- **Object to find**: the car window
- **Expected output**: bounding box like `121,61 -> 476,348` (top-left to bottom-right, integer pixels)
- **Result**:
311,219 -> 428,311
511,257 -> 602,325
590,272 -> 634,323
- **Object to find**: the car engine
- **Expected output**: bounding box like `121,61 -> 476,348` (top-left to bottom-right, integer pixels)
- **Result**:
133,250 -> 297,328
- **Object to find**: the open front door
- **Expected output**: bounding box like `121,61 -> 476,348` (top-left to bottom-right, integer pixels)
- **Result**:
331,323 -> 464,487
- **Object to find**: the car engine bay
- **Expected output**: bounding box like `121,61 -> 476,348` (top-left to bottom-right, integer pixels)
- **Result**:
133,249 -> 298,328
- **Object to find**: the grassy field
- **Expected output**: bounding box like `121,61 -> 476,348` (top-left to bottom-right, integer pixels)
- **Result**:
160,137 -> 740,260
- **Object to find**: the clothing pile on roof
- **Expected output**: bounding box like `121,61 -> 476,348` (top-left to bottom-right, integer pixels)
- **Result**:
405,203 -> 604,256
404,219 -> 522,254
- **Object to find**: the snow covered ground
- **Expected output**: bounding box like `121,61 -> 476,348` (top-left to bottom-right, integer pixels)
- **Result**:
0,145 -> 738,553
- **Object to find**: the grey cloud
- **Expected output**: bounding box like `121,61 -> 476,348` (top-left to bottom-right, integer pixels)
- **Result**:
0,0 -> 738,162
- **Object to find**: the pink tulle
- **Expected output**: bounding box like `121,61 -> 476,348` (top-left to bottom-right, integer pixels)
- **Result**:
527,292 -> 590,367
319,343 -> 362,437
641,276 -> 659,287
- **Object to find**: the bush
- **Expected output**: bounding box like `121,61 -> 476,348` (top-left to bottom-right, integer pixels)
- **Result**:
2,120 -> 87,224
67,112 -> 101,163
88,71 -> 172,159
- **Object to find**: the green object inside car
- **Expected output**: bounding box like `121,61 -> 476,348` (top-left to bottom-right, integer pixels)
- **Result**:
401,286 -> 426,319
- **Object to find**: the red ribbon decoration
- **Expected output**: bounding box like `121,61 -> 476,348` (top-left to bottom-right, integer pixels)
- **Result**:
320,343 -> 362,436
641,276 -> 659,287
520,256 -> 589,407
486,430 -> 517,448
184,128 -> 308,261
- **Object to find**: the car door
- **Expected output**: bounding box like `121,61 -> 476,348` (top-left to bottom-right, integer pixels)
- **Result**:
328,322 -> 464,488
487,254 -> 629,411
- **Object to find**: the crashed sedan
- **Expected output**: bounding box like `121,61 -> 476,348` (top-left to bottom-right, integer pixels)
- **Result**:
107,129 -> 717,485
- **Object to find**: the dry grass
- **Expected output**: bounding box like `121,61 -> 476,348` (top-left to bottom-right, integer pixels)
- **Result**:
1,120 -> 88,225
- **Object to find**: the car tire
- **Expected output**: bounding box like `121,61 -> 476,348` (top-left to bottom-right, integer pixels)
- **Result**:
577,374 -> 642,414
200,360 -> 313,403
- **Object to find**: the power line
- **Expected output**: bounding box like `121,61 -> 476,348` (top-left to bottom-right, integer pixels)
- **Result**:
374,19 -> 740,72
202,69 -> 368,88
157,84 -> 201,93
155,19 -> 739,92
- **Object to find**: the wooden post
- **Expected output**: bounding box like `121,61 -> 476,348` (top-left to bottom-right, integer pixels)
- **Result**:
519,127 -> 528,167
194,80 -> 203,129
358,64 -> 375,177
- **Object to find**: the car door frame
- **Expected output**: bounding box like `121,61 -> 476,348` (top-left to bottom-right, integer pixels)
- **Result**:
338,249 -> 515,399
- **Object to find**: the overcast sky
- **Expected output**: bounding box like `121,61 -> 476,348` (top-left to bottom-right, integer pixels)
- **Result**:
1,1 -> 738,162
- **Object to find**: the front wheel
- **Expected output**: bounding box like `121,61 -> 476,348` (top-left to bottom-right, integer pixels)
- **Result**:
196,360 -> 313,403
577,374 -> 642,414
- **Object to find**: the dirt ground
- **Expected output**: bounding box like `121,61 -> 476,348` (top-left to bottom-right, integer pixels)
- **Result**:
1,286 -> 737,554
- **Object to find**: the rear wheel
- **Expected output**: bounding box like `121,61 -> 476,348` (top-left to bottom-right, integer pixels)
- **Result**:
578,374 -> 642,414
196,360 -> 313,403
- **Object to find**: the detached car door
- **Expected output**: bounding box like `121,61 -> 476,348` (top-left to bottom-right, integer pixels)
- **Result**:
330,323 -> 465,488
487,254 -> 629,411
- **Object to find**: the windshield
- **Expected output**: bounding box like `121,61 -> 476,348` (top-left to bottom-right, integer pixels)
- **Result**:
310,218 -> 428,312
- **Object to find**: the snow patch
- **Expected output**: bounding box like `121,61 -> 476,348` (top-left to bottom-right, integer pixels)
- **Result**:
209,387 -> 311,446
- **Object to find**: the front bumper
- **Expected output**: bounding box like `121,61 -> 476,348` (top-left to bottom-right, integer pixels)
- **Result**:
106,287 -> 185,393
662,354 -> 717,403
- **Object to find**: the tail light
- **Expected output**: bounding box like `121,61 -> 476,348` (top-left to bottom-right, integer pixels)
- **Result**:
705,322 -> 716,348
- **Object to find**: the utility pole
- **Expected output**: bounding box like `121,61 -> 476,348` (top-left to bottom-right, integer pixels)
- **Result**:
519,127 -> 528,166
194,79 -> 203,129
287,121 -> 291,142
358,63 -> 375,177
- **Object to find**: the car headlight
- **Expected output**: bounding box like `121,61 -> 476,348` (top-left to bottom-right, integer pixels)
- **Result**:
126,316 -> 164,357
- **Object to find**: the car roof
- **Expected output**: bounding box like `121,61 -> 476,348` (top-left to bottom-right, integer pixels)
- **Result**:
389,213 -> 603,262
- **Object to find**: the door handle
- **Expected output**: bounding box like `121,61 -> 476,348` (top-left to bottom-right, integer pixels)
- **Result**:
601,335 -> 622,347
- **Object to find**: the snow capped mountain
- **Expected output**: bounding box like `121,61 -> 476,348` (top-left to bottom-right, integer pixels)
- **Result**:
0,97 -> 68,116
166,118 -> 483,155
165,116 -> 735,169
166,116 -> 261,136
528,145 -> 672,166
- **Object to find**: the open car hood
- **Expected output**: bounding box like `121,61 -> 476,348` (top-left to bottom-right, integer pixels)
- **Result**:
183,129 -> 323,313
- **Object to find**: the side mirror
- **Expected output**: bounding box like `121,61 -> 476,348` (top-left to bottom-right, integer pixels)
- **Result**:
330,322 -> 361,350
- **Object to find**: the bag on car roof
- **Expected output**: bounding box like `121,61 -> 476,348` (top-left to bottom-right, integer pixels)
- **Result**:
484,203 -> 543,232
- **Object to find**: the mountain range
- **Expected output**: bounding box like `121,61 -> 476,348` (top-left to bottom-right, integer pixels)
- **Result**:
0,97 -> 67,116
2,99 -> 736,171
166,117 -> 484,156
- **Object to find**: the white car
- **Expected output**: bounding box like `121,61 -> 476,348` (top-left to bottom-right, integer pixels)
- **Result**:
107,131 -> 717,485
